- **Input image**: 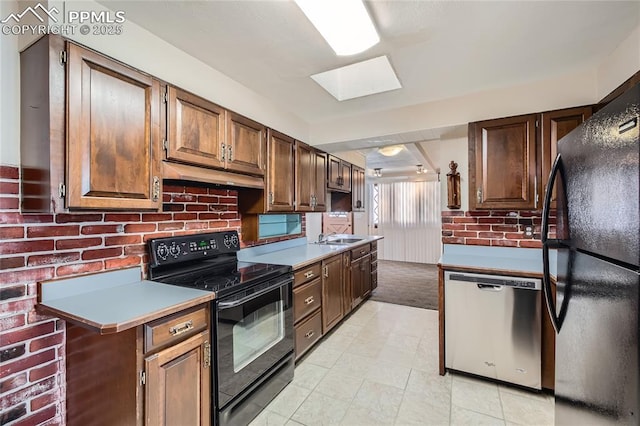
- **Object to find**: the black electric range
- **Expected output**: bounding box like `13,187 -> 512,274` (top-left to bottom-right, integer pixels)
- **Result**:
147,230 -> 294,426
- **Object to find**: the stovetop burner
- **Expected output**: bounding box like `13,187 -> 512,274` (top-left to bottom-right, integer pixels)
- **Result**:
148,231 -> 292,297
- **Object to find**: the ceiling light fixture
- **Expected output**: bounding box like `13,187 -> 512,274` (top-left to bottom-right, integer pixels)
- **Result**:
378,145 -> 403,157
416,164 -> 426,174
373,168 -> 382,177
294,0 -> 379,56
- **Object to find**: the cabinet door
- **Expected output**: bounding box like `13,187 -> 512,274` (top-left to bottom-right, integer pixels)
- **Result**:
540,106 -> 592,207
340,162 -> 352,192
66,43 -> 161,209
295,141 -> 314,212
360,255 -> 372,298
327,155 -> 342,190
226,112 -> 266,176
166,86 -> 226,170
469,114 -> 538,210
352,166 -> 365,211
350,256 -> 363,309
322,255 -> 344,333
266,129 -> 295,212
313,150 -> 327,212
145,331 -> 211,426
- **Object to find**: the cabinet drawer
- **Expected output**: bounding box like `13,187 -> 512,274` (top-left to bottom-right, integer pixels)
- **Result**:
370,250 -> 377,263
295,310 -> 322,360
371,241 -> 377,251
371,260 -> 377,273
294,277 -> 322,322
144,306 -> 208,353
294,263 -> 321,287
351,244 -> 371,260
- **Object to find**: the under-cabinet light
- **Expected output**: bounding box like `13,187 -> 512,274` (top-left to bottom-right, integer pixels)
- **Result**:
294,0 -> 379,56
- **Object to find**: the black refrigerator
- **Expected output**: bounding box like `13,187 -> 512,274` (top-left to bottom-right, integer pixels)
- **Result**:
542,83 -> 639,425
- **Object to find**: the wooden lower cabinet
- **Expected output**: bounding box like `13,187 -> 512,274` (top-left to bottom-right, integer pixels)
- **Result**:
295,311 -> 323,359
145,331 -> 211,426
65,304 -> 212,426
292,241 -> 380,360
322,255 -> 345,333
350,244 -> 372,309
293,262 -> 323,360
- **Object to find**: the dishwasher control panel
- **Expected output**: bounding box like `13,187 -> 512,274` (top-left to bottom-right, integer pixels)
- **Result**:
448,273 -> 541,290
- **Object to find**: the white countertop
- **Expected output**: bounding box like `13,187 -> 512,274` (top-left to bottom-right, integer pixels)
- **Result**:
39,267 -> 215,334
238,235 -> 383,269
439,244 -> 556,276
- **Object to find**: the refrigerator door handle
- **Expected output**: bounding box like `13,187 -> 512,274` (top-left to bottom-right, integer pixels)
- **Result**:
542,153 -> 562,333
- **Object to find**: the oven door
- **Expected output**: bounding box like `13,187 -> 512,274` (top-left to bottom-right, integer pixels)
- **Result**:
215,274 -> 293,409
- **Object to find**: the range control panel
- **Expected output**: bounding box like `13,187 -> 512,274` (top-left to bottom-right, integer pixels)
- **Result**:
148,230 -> 240,267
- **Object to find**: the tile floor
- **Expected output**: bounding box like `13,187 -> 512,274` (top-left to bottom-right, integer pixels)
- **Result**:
250,300 -> 554,426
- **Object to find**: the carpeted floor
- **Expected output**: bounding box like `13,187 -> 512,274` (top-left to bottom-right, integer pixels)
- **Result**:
370,259 -> 439,310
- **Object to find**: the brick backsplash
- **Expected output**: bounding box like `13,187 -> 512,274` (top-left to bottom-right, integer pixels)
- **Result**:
441,210 -> 556,249
0,165 -> 304,425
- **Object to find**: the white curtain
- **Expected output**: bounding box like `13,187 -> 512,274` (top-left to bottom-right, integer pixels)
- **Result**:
370,180 -> 441,264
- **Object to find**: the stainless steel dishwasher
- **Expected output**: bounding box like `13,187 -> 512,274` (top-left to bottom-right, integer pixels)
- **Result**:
444,271 -> 542,389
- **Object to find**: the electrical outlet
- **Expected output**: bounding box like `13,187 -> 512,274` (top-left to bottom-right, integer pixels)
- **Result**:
524,226 -> 533,237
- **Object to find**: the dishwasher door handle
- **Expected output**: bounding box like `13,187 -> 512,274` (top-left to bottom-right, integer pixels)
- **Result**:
477,284 -> 503,291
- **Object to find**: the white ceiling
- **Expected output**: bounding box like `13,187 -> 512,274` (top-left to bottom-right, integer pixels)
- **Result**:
98,0 -> 639,175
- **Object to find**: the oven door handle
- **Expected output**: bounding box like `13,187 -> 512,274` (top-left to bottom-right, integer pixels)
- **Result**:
217,276 -> 292,309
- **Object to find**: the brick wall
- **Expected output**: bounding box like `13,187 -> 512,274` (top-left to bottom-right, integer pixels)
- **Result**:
0,165 -> 304,425
441,210 -> 556,249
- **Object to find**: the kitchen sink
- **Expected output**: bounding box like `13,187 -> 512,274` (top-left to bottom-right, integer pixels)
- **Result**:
317,237 -> 364,245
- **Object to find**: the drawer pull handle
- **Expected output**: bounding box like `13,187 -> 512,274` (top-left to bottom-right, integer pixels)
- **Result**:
304,296 -> 314,305
304,271 -> 314,279
305,330 -> 315,339
360,250 -> 366,254
169,320 -> 193,336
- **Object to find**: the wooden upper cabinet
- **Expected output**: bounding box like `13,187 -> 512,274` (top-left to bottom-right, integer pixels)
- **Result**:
226,112 -> 266,176
351,166 -> 365,211
266,129 -> 295,212
66,42 -> 161,210
165,86 -> 226,169
313,150 -> 327,212
295,141 -> 314,212
295,142 -> 328,212
340,162 -> 352,192
540,106 -> 592,207
469,114 -> 538,210
327,155 -> 351,192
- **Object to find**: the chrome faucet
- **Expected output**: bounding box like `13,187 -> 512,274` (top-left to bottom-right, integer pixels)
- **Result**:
318,232 -> 336,243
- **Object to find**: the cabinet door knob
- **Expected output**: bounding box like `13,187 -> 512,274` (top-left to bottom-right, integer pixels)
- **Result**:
221,143 -> 226,161
269,192 -> 274,204
228,145 -> 233,162
323,266 -> 329,278
477,187 -> 482,204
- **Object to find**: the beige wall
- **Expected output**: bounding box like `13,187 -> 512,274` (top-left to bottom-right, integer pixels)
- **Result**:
597,23 -> 640,100
420,137 -> 469,212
